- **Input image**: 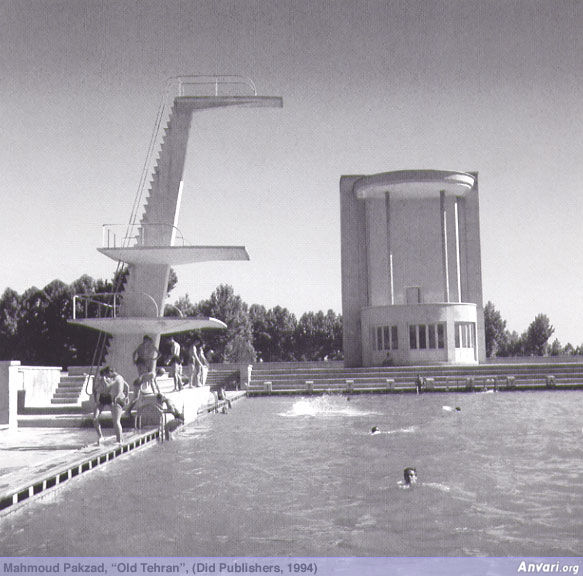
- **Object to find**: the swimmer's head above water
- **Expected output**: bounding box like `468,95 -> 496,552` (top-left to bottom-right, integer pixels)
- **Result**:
403,467 -> 417,486
371,426 -> 380,434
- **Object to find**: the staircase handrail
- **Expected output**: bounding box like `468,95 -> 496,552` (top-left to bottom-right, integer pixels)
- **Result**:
164,303 -> 184,318
101,222 -> 186,248
129,75 -> 258,233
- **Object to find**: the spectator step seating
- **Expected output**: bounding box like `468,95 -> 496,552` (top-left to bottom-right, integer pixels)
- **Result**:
247,362 -> 583,395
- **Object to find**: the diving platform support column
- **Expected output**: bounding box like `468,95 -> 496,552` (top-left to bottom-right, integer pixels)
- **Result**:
101,95 -> 283,384
104,100 -> 193,382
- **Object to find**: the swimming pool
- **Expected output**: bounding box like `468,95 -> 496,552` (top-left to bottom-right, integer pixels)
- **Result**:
1,391 -> 582,556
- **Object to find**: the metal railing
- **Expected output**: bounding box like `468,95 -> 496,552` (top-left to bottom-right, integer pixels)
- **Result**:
101,223 -> 186,248
73,291 -> 160,320
163,303 -> 184,318
173,75 -> 258,97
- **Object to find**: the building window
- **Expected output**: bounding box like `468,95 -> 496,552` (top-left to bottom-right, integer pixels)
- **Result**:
409,325 -> 417,349
455,322 -> 475,349
428,324 -> 436,349
409,323 -> 446,350
419,325 -> 427,349
383,326 -> 390,350
372,324 -> 399,351
437,324 -> 445,349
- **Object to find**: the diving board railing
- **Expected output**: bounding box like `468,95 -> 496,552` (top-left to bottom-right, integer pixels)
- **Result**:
174,75 -> 258,97
101,223 -> 186,248
72,291 -> 160,320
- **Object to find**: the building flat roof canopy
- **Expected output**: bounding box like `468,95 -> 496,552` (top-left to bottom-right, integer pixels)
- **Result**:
353,170 -> 476,200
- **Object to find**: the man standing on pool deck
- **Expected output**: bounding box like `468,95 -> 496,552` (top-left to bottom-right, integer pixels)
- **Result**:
93,367 -> 127,444
166,336 -> 183,390
133,335 -> 160,378
188,337 -> 203,387
199,343 -> 210,387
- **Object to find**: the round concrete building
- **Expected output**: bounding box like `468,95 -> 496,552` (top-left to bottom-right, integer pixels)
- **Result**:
340,170 -> 486,367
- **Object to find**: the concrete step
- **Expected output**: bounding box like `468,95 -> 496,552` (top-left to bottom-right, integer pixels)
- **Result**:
49,374 -> 89,406
17,413 -> 136,428
250,370 -> 583,381
67,366 -> 92,376
251,363 -> 583,374
249,368 -> 583,386
17,414 -> 95,428
56,382 -> 85,389
20,405 -> 86,415
251,379 -> 582,389
51,398 -> 81,405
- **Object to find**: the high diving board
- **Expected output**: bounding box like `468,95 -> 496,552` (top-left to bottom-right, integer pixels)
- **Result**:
98,246 -> 249,266
68,316 -> 226,336
174,95 -> 283,112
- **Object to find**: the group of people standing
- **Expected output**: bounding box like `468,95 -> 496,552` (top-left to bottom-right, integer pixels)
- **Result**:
92,334 -> 211,445
165,335 -> 210,390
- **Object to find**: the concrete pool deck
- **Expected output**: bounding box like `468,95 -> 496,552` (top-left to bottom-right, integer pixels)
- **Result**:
0,391 -> 246,515
0,424 -> 163,515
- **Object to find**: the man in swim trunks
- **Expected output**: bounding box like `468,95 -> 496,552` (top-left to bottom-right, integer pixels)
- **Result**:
131,334 -> 161,402
187,338 -> 203,387
133,335 -> 160,378
166,336 -> 183,391
198,343 -> 210,387
93,366 -> 127,445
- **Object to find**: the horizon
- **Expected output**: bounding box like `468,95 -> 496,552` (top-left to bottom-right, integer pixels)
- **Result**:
1,1 -> 582,346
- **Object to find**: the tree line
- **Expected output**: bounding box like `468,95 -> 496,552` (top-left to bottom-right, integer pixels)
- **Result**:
0,272 -> 343,367
2,272 -> 574,367
484,301 -> 581,358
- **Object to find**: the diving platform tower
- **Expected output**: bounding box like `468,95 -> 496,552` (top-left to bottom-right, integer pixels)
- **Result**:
70,76 -> 283,384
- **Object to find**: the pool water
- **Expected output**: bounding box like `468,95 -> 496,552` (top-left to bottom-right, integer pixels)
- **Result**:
1,391 -> 582,556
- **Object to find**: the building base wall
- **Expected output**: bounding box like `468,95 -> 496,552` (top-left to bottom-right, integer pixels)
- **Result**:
361,303 -> 480,367
136,384 -> 214,426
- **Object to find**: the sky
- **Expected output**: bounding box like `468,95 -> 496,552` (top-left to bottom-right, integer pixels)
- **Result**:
1,0 -> 582,345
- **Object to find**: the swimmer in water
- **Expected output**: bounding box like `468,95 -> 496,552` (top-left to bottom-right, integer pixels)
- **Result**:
403,467 -> 417,487
443,405 -> 462,413
370,426 -> 380,435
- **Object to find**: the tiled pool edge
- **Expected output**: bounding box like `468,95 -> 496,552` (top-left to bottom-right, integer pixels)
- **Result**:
0,427 -> 161,516
0,392 -> 247,516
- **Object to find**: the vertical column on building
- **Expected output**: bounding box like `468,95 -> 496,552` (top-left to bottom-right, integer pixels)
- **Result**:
454,197 -> 462,302
340,176 -> 368,367
440,190 -> 450,303
385,192 -> 394,305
